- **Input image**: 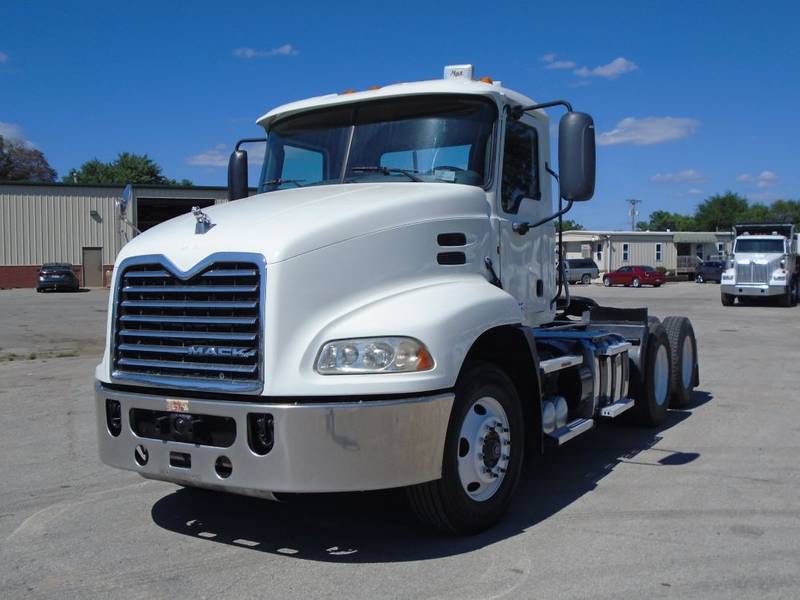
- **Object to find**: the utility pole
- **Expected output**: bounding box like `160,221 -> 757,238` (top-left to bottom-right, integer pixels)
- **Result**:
626,198 -> 642,231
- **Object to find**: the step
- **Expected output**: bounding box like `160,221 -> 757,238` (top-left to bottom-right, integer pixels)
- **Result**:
599,397 -> 635,418
545,418 -> 594,446
539,354 -> 583,374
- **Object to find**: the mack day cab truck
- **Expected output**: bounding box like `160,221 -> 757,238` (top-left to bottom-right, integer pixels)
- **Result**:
721,223 -> 798,307
96,65 -> 700,534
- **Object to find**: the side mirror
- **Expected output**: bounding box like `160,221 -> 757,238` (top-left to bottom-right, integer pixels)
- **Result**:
119,183 -> 132,216
228,150 -> 249,201
558,112 -> 595,201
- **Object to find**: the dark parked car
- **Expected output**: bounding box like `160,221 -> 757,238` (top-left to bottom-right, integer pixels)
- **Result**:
566,258 -> 600,284
36,262 -> 80,292
694,260 -> 725,283
602,265 -> 665,288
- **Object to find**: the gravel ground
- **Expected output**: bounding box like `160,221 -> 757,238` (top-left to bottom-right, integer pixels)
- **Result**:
0,282 -> 798,599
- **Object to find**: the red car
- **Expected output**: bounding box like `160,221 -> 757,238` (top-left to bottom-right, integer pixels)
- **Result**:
602,265 -> 665,288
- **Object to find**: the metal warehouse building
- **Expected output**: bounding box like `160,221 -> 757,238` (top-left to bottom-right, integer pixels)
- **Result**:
561,230 -> 734,277
0,182 -> 236,288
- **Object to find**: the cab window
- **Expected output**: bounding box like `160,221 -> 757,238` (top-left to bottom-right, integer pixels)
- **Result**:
501,119 -> 540,213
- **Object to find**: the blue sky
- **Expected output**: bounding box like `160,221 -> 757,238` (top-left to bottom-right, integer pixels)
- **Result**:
1,0 -> 798,229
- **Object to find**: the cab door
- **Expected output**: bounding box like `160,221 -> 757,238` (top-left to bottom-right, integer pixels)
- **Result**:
496,113 -> 554,326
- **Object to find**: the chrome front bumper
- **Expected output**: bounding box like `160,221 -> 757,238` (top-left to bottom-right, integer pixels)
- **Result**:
95,382 -> 454,497
721,283 -> 784,297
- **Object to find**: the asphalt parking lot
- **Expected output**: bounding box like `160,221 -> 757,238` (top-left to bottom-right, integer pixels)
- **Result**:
1,282 -> 799,599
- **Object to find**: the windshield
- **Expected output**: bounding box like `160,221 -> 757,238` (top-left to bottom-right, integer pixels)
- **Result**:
259,94 -> 497,192
735,238 -> 784,253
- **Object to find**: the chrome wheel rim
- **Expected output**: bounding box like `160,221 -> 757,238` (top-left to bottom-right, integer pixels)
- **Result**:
681,336 -> 693,388
654,345 -> 669,405
632,279 -> 640,288
457,396 -> 510,502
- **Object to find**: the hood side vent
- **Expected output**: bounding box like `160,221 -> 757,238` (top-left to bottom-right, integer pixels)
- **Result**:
437,252 -> 467,265
437,232 -> 467,247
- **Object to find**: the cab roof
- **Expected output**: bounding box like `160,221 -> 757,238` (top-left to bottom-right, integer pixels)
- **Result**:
256,76 -> 538,129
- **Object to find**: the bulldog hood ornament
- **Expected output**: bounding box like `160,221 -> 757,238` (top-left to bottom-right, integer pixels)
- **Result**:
191,206 -> 215,234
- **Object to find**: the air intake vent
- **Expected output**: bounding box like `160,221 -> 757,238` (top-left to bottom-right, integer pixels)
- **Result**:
437,252 -> 466,265
112,258 -> 263,393
437,232 -> 467,247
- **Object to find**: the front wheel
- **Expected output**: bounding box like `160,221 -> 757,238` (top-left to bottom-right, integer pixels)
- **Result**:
603,276 -> 611,287
721,292 -> 735,306
631,323 -> 671,427
662,316 -> 698,408
631,278 -> 641,288
406,361 -> 524,534
695,274 -> 704,283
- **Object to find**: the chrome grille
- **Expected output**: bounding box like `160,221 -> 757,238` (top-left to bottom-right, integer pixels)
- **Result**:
113,258 -> 262,392
735,260 -> 774,284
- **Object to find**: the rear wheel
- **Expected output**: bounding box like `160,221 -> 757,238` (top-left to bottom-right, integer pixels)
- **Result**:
721,292 -> 735,306
662,317 -> 698,408
779,284 -> 793,307
603,276 -> 611,287
406,361 -> 524,534
631,324 -> 671,427
631,278 -> 641,288
695,274 -> 704,283
581,273 -> 591,285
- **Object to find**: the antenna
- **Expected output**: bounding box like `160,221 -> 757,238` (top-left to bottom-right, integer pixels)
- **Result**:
626,198 -> 642,231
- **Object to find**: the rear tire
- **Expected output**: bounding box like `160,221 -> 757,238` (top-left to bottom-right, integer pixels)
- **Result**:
581,273 -> 591,285
406,361 -> 524,534
662,317 -> 698,408
695,274 -> 704,283
630,324 -> 671,427
721,292 -> 735,306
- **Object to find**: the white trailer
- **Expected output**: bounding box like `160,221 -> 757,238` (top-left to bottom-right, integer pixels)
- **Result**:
95,65 -> 700,533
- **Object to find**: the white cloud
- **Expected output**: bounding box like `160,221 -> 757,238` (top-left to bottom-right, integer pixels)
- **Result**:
0,121 -> 35,147
187,144 -> 228,167
737,171 -> 778,188
574,57 -> 638,79
541,53 -> 575,70
651,169 -> 704,183
547,60 -> 576,70
598,116 -> 699,146
0,121 -> 24,140
756,170 -> 777,188
233,44 -> 298,59
687,188 -> 704,195
0,52 -> 8,64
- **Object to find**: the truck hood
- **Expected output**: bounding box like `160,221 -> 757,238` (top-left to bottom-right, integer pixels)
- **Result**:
117,183 -> 489,270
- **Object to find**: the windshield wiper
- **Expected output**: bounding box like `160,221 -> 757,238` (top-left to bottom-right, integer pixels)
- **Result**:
349,166 -> 422,182
263,178 -> 305,188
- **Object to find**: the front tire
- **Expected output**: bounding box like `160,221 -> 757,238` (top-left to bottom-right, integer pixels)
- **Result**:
721,292 -> 735,306
603,276 -> 611,287
662,317 -> 698,408
406,361 -> 524,534
696,274 -> 704,283
631,323 -> 671,427
631,278 -> 641,288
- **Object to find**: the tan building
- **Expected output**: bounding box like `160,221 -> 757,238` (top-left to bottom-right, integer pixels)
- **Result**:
0,182 -> 241,288
561,230 -> 734,276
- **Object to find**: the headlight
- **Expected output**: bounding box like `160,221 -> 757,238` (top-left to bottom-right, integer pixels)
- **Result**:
722,272 -> 734,280
315,337 -> 434,374
773,271 -> 786,281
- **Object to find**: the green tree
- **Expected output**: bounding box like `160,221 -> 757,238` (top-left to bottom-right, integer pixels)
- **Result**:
637,210 -> 697,231
65,152 -> 191,186
558,218 -> 584,231
0,135 -> 58,182
694,192 -> 749,231
768,199 -> 800,223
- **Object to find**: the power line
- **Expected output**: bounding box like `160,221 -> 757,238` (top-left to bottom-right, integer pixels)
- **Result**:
626,198 -> 642,231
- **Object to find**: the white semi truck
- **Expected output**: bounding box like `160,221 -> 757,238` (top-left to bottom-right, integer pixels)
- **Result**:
721,223 -> 798,306
96,65 -> 699,534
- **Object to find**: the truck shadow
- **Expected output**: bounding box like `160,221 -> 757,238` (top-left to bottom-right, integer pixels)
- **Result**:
150,390 -> 712,563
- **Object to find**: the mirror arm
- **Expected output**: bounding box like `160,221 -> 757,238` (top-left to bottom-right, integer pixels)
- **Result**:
510,99 -> 573,120
512,199 -> 573,235
235,137 -> 267,151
